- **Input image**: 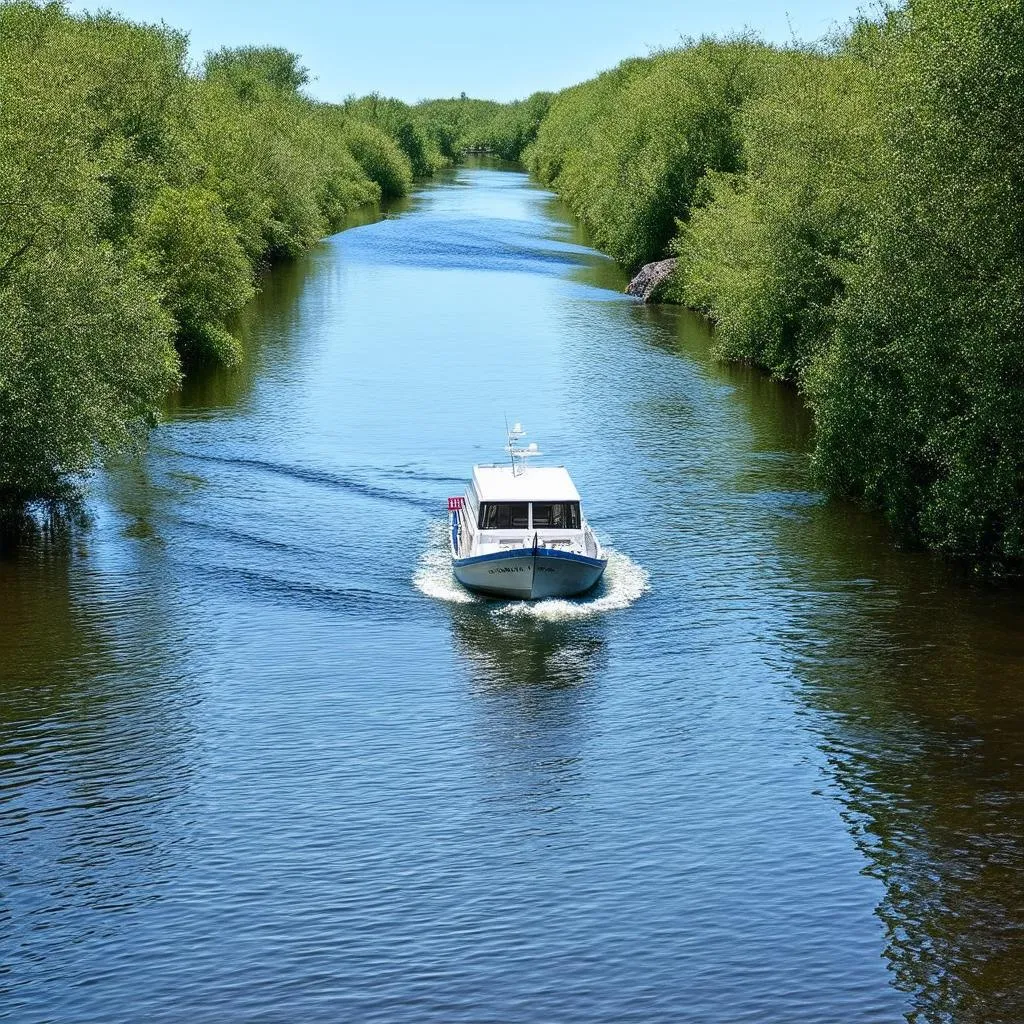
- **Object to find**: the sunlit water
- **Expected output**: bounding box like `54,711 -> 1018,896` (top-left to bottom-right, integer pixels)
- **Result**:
4,162 -> 1024,1023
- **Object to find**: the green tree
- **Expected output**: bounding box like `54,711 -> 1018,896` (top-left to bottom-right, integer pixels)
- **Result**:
0,2 -> 414,519
0,2 -> 179,516
670,40 -> 880,379
204,45 -> 310,99
529,40 -> 773,267
808,0 -> 1024,564
139,186 -> 255,365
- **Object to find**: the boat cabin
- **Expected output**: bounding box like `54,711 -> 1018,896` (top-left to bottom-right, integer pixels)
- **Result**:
461,465 -> 585,551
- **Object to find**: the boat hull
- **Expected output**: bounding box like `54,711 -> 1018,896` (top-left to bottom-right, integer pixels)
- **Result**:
453,547 -> 606,600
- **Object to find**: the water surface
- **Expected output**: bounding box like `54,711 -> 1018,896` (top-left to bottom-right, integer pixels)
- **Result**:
3,163 -> 1024,1023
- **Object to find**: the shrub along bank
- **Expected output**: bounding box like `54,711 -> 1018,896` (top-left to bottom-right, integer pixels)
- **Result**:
0,3 -> 477,519
527,0 -> 1024,572
6,0 -> 1021,573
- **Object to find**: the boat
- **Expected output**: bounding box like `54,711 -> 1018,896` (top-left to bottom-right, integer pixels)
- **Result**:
448,424 -> 607,600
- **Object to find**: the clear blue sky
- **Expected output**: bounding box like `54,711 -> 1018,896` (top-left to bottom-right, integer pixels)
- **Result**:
68,0 -> 876,103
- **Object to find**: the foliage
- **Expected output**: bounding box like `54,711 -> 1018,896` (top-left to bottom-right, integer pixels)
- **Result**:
406,94 -> 551,163
0,1 -> 179,513
0,2 -> 419,517
203,44 -> 310,98
806,0 -> 1024,566
139,185 -> 254,364
528,39 -> 774,268
0,243 -> 179,513
668,41 -> 880,380
466,92 -> 552,160
414,96 -> 504,161
531,7 -> 1024,569
339,119 -> 413,200
342,93 -> 442,177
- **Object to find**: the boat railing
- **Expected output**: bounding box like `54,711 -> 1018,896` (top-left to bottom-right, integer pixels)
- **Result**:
451,511 -> 476,558
448,496 -> 478,559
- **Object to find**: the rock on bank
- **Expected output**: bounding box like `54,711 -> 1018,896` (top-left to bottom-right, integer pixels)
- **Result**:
625,258 -> 678,302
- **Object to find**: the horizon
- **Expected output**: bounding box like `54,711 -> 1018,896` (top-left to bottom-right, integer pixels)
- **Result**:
65,0 -> 876,104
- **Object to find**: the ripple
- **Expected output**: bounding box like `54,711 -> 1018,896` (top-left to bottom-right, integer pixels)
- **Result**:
413,521 -> 481,605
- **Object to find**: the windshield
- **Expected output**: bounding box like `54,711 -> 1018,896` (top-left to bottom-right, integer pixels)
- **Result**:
530,502 -> 581,529
478,502 -> 530,529
478,501 -> 581,529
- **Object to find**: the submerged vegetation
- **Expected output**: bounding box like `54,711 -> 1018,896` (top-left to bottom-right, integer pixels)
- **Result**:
3,0 -> 1022,573
528,0 -> 1024,572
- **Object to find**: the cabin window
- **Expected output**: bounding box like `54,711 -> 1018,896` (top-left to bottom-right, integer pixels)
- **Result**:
531,502 -> 581,529
479,502 -> 530,529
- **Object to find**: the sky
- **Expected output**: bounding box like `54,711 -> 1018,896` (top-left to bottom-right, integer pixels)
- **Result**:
67,0 -> 878,103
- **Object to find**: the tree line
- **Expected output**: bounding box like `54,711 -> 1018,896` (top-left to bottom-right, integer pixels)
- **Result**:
7,0 -> 1021,574
0,1 -> 530,524
525,0 -> 1024,573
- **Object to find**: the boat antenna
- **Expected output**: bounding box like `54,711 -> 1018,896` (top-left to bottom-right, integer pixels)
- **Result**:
505,415 -> 516,474
504,420 -> 541,477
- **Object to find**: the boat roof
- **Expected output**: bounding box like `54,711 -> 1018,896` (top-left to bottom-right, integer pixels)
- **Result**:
472,464 -> 581,503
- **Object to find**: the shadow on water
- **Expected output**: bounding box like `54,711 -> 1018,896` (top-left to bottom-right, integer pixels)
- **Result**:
0,527 -> 198,770
168,256 -> 319,417
0,501 -> 85,560
0,535 -> 97,719
542,192 -> 632,295
777,508 -> 1024,1024
0,534 -> 201,1015
637,298 -> 1024,1022
635,301 -> 813,452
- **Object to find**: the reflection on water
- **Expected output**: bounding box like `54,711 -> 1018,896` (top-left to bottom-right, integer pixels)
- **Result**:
450,604 -> 607,691
454,610 -> 602,829
778,509 -> 1024,1024
0,530 -> 202,1018
2,160 -> 1024,1023
641,300 -> 1024,1024
168,196 -> 415,419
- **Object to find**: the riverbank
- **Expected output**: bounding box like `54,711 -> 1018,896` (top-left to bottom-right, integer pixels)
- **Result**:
0,5 -> 532,524
524,0 -> 1024,574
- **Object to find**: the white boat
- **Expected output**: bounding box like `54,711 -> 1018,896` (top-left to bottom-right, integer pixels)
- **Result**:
448,424 -> 607,600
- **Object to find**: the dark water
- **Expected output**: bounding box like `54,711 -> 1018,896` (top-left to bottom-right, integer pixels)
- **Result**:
3,164 -> 1024,1024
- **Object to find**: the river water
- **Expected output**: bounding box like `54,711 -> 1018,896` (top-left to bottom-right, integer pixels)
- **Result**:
3,163 -> 1024,1023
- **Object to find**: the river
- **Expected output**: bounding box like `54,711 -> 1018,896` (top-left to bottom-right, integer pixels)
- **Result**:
3,162 -> 1024,1023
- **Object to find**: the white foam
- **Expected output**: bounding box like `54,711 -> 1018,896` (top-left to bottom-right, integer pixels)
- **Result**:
495,549 -> 649,621
414,521 -> 649,618
413,520 -> 480,604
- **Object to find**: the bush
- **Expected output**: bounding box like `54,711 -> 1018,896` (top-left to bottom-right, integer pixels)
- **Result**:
140,186 -> 255,365
807,0 -> 1024,565
0,242 -> 179,510
0,5 -> 413,518
529,40 -> 773,268
341,120 -> 413,199
669,41 -> 880,379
